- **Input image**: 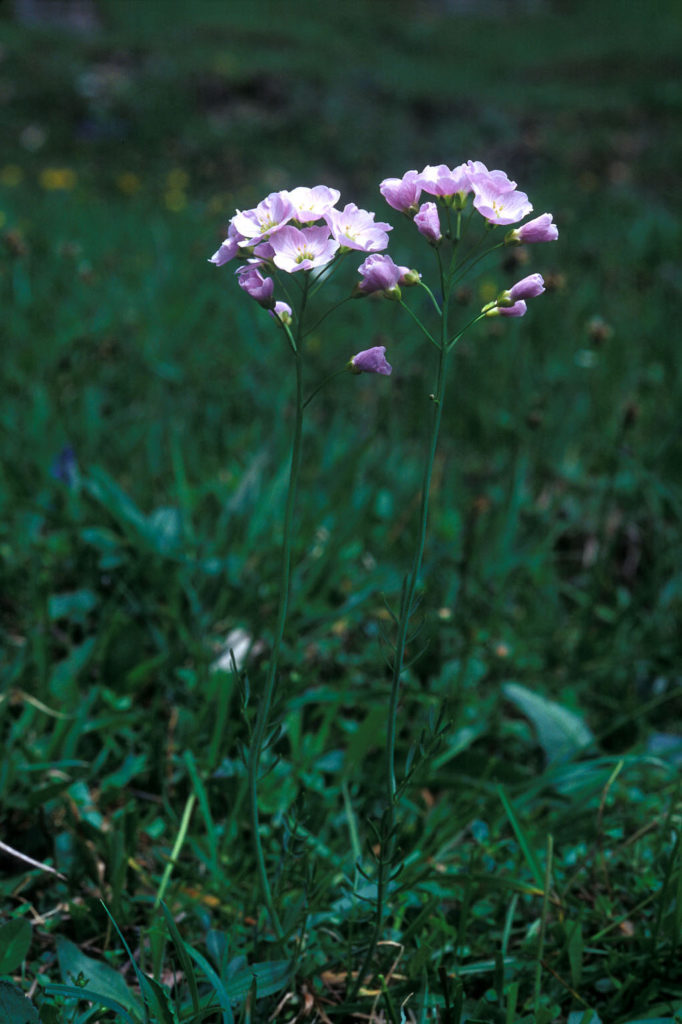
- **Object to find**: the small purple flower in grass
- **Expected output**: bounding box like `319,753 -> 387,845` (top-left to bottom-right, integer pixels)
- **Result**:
348,346 -> 392,376
380,170 -> 422,214
50,444 -> 78,487
506,213 -> 559,244
414,201 -> 442,244
237,266 -> 275,307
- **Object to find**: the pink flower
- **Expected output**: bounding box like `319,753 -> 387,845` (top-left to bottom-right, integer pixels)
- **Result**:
209,222 -> 244,266
267,225 -> 339,273
236,266 -> 274,307
467,162 -> 518,193
414,201 -> 442,243
504,273 -> 545,302
232,191 -> 295,246
286,185 -> 340,223
356,254 -> 405,295
326,203 -> 392,252
379,170 -> 422,213
472,182 -> 533,225
506,213 -> 559,244
418,163 -> 471,198
348,346 -> 392,376
269,301 -> 293,326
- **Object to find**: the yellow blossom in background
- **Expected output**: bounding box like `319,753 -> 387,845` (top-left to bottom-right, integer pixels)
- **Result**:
164,169 -> 188,212
1,165 -> 24,187
164,189 -> 187,212
208,194 -> 230,215
116,172 -> 141,195
166,168 -> 189,190
478,278 -> 498,304
40,168 -> 77,191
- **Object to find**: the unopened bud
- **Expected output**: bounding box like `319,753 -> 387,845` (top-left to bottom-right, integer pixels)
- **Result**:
400,269 -> 421,287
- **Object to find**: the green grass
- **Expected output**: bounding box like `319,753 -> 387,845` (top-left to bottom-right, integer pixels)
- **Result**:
1,0 -> 682,1021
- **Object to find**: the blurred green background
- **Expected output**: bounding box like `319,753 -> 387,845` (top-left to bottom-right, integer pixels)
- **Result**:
2,0 -> 681,703
2,0 -> 682,1019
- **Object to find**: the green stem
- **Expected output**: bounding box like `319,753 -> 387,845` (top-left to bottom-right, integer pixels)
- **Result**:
303,295 -> 352,338
352,306 -> 450,1000
303,366 -> 348,409
452,239 -> 504,284
398,299 -> 439,347
417,279 -> 443,317
385,335 -> 449,807
448,311 -> 486,351
308,250 -> 350,297
247,324 -> 306,946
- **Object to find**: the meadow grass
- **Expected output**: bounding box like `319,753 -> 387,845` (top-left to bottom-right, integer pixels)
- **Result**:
1,1 -> 682,1021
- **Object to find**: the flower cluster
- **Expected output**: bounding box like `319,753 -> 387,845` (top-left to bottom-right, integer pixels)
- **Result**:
380,161 -> 559,238
209,163 -> 558,371
210,185 -> 394,321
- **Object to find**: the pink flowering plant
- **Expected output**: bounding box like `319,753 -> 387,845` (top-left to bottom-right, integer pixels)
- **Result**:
209,164 -> 558,967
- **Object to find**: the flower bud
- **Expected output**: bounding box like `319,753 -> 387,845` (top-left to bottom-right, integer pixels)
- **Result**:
414,201 -> 442,244
347,346 -> 392,376
498,273 -> 545,306
505,213 -> 559,245
237,266 -> 275,308
269,301 -> 293,326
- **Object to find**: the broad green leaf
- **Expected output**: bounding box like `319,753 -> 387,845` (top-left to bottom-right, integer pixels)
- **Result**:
0,981 -> 39,1024
0,919 -> 32,974
503,682 -> 594,763
224,960 -> 290,1003
55,937 -> 142,1019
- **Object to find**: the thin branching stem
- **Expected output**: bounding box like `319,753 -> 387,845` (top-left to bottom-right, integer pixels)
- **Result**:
398,299 -> 439,347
